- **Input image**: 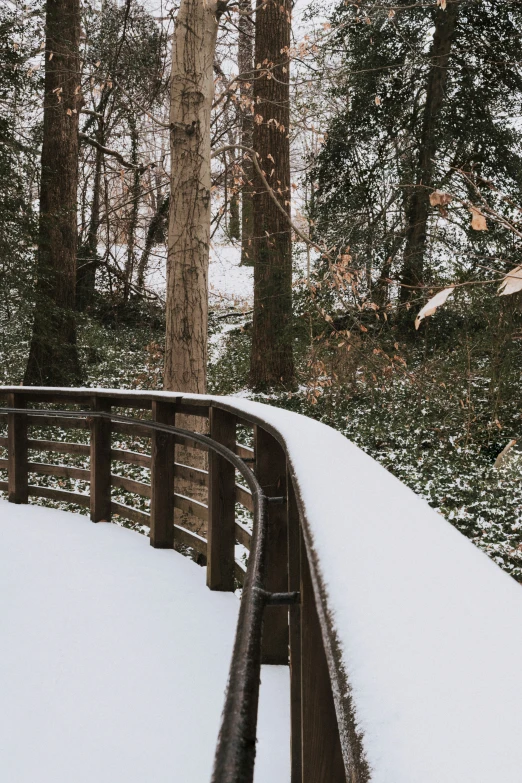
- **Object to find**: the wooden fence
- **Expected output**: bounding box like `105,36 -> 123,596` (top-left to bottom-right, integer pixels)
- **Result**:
0,387 -> 351,783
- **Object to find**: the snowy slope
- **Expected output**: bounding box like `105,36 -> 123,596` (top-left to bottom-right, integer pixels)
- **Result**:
0,501 -> 289,783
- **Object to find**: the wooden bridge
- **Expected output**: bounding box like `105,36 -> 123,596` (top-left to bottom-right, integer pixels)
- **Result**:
0,387 -> 348,783
3,386 -> 522,783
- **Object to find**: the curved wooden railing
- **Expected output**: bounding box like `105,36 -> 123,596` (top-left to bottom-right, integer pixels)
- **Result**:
0,388 -> 351,783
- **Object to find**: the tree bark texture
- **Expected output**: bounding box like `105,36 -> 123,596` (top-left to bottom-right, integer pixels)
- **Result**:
137,193 -> 169,288
163,0 -> 221,393
238,0 -> 254,264
24,0 -> 83,385
77,121 -> 103,312
400,4 -> 458,300
250,0 -> 294,388
123,117 -> 140,304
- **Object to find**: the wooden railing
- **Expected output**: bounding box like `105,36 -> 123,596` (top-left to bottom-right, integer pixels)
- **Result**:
0,387 -> 351,783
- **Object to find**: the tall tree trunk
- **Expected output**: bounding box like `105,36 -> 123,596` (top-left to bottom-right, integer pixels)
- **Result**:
77,121 -> 103,312
24,0 -> 83,386
400,4 -> 458,301
238,0 -> 254,264
137,194 -> 169,289
249,0 -> 294,388
123,118 -> 140,304
163,0 -> 222,393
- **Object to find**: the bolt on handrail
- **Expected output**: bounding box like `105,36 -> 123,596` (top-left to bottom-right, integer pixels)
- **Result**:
0,405 -> 292,783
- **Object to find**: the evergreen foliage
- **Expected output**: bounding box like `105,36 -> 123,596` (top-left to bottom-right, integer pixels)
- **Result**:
312,0 -> 522,294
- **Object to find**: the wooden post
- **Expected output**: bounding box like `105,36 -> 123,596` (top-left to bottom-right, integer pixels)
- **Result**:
150,400 -> 176,548
7,392 -> 28,504
287,472 -> 302,783
207,406 -> 236,590
255,425 -> 288,665
301,534 -> 346,782
89,396 -> 111,523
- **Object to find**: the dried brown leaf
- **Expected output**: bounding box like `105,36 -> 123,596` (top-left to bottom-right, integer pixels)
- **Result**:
470,207 -> 487,231
498,266 -> 522,296
415,287 -> 455,329
429,190 -> 453,207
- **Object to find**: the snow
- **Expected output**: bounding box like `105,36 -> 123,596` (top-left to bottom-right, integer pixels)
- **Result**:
211,396 -> 522,782
142,241 -> 254,310
0,500 -> 289,783
6,386 -> 522,780
209,243 -> 253,309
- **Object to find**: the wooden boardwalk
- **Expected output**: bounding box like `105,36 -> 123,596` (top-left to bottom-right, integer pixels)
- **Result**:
0,501 -> 290,783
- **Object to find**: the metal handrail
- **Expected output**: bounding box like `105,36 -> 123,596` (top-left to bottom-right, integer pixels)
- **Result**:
0,405 -> 292,783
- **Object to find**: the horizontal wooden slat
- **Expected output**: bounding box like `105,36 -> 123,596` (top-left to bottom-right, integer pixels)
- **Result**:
104,398 -> 152,410
27,462 -> 90,481
0,436 -> 7,448
111,421 -> 152,438
28,485 -> 90,507
176,402 -> 209,418
174,493 -> 208,521
235,523 -> 252,549
113,420 -> 207,445
1,391 -> 93,405
111,449 -> 151,468
235,484 -> 253,512
0,458 -> 6,470
110,501 -> 150,527
0,480 -> 8,492
175,462 -> 208,487
28,439 -> 90,456
234,562 -> 246,586
236,442 -> 254,460
111,474 -> 151,498
174,524 -> 207,557
28,415 -> 89,430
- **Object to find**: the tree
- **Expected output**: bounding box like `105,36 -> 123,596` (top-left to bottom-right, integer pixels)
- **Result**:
249,0 -> 294,388
77,0 -> 167,311
0,7 -> 38,369
163,0 -> 225,393
312,0 -> 522,309
24,0 -> 83,386
238,0 -> 254,264
400,2 -> 458,299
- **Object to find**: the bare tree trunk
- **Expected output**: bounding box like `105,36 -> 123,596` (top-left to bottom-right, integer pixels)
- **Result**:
238,0 -> 254,265
122,117 -> 140,304
77,121 -> 103,312
163,0 -> 223,393
249,0 -> 294,388
137,194 -> 169,289
400,4 -> 458,300
24,0 -> 83,385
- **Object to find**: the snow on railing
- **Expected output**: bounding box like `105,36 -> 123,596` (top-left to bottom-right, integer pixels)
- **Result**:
2,387 -> 522,782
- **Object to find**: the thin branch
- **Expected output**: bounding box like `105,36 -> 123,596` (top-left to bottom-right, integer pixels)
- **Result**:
79,132 -> 146,172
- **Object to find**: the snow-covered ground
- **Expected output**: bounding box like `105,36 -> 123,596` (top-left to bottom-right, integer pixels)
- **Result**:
0,501 -> 289,783
142,241 -> 254,310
